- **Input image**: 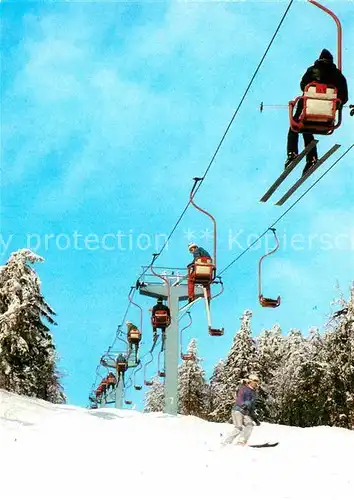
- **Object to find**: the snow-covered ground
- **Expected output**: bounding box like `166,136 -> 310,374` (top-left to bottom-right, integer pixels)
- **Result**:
0,390 -> 353,500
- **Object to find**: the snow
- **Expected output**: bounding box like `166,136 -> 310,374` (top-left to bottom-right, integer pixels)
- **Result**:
1,390 -> 353,500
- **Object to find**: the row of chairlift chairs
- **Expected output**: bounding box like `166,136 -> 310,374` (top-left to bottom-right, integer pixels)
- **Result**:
96,180 -> 282,404
94,64 -> 345,401
94,0 -> 350,406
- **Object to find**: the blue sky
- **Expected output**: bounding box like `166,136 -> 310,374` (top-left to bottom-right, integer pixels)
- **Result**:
1,0 -> 353,408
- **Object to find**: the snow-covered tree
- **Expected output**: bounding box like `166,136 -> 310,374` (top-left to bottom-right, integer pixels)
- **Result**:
209,359 -> 227,422
210,310 -> 259,422
257,324 -> 285,381
268,328 -> 306,425
178,339 -> 209,419
268,327 -> 330,426
322,287 -> 354,428
144,376 -> 164,412
256,324 -> 285,421
295,328 -> 330,426
0,249 -> 64,403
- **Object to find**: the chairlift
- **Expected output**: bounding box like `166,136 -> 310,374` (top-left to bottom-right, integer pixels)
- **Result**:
289,1 -> 343,136
180,312 -> 195,361
189,178 -> 224,336
258,228 -> 281,308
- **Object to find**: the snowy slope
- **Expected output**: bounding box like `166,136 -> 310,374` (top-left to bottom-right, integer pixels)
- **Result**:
1,390 -> 353,500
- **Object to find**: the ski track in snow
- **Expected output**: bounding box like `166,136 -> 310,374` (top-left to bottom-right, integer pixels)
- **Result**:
0,390 -> 353,500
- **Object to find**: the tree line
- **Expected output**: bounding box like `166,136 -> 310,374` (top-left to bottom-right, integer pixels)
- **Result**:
145,291 -> 354,429
1,247 -> 353,429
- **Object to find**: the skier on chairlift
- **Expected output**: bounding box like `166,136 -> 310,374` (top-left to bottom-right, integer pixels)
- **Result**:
106,371 -> 117,391
187,243 -> 212,303
95,383 -> 104,402
285,49 -> 348,175
222,374 -> 261,446
150,297 -> 171,340
126,321 -> 141,363
100,377 -> 108,396
116,353 -> 128,386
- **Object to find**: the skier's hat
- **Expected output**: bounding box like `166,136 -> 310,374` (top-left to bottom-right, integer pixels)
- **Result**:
319,49 -> 333,62
188,242 -> 198,250
247,373 -> 260,383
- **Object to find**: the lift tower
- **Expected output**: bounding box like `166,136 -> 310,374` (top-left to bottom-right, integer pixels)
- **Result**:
139,267 -> 203,416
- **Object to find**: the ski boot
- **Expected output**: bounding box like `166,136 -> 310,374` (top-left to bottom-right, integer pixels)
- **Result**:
302,156 -> 318,176
284,152 -> 298,170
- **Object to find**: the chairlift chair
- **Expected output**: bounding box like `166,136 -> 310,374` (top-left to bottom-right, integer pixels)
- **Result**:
116,361 -> 128,372
143,354 -> 154,386
152,310 -> 171,329
188,177 -> 224,336
289,82 -> 342,136
258,228 -> 281,308
128,328 -> 142,342
188,257 -> 216,286
133,360 -> 143,390
289,1 -> 344,136
180,312 -> 196,361
158,350 -> 165,378
203,288 -> 224,336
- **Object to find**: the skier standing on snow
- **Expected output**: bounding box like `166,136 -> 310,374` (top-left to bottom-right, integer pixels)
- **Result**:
223,374 -> 261,446
285,49 -> 348,175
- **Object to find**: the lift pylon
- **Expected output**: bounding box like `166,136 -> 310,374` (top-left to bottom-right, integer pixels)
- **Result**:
139,265 -> 204,415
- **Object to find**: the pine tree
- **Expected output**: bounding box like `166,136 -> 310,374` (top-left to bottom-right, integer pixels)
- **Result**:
0,249 -> 65,402
268,327 -> 330,427
210,310 -> 259,422
144,376 -> 164,412
269,328 -> 307,425
209,359 -> 227,422
323,287 -> 354,428
291,328 -> 329,426
256,324 -> 285,421
257,324 -> 284,381
178,338 -> 209,419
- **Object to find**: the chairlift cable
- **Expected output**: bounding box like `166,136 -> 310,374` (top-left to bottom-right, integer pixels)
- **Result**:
153,0 -> 295,259
219,144 -> 354,276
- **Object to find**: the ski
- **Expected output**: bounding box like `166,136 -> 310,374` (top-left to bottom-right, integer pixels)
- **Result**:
275,143 -> 341,206
249,442 -> 279,448
178,297 -> 203,315
260,140 -> 318,203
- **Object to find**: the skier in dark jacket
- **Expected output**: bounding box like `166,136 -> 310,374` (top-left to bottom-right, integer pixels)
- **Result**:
151,297 -> 171,339
106,372 -> 117,391
286,49 -> 348,174
222,374 -> 260,446
116,353 -> 128,386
